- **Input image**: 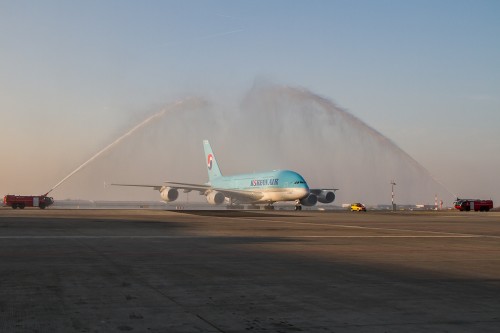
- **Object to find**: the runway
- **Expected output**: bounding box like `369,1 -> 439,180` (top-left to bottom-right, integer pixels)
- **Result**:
1,208 -> 500,332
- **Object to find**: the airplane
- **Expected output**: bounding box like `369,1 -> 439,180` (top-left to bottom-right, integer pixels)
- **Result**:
112,140 -> 337,210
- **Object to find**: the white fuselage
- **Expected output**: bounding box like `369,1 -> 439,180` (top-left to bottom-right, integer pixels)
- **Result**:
257,187 -> 309,202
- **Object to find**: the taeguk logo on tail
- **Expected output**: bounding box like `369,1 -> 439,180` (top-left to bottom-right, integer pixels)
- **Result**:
207,154 -> 213,170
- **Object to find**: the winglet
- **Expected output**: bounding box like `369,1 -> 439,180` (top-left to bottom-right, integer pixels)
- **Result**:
203,140 -> 223,181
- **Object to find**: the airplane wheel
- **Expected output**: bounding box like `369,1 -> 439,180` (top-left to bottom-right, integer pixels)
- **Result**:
295,206 -> 302,211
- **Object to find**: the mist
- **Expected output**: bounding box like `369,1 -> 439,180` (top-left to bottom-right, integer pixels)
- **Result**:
45,83 -> 453,206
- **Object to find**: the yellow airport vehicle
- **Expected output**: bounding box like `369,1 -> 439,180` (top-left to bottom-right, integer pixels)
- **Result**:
350,203 -> 366,212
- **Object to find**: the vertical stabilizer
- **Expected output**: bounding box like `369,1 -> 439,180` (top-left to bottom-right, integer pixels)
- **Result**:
203,140 -> 223,182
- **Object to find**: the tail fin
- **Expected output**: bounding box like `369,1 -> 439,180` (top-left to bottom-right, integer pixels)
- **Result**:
203,140 -> 223,182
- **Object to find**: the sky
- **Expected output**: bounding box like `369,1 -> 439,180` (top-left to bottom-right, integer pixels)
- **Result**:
1,0 -> 499,206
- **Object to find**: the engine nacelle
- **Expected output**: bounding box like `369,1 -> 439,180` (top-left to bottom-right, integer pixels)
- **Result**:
300,193 -> 318,206
206,191 -> 225,205
317,190 -> 335,204
160,187 -> 179,202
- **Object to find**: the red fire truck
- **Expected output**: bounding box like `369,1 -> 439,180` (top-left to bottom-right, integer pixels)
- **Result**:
453,198 -> 493,212
3,194 -> 54,209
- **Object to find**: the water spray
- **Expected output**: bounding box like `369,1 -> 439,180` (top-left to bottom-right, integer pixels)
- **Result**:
46,98 -> 203,196
236,83 -> 457,204
43,83 -> 455,205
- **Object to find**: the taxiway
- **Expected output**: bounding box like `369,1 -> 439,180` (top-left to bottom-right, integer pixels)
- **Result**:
1,209 -> 499,332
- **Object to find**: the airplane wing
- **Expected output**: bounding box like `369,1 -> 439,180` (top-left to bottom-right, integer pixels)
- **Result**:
111,183 -> 164,191
112,182 -> 211,194
168,183 -> 264,202
164,182 -> 211,193
112,182 -> 263,203
165,182 -> 265,202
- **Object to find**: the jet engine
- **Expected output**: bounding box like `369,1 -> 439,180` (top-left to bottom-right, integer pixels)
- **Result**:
300,193 -> 318,206
160,187 -> 179,202
316,190 -> 335,204
206,191 -> 225,205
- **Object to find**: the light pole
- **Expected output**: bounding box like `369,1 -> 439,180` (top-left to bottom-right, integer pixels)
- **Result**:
391,180 -> 396,211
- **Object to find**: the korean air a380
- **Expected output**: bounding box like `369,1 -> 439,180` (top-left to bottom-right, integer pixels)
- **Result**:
113,140 -> 337,210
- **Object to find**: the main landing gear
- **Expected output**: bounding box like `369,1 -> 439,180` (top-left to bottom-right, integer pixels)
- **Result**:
226,198 -> 244,210
294,200 -> 302,211
264,204 -> 275,210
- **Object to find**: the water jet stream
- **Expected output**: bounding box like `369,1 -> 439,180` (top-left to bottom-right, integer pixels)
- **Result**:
46,98 -> 204,195
234,83 -> 456,204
